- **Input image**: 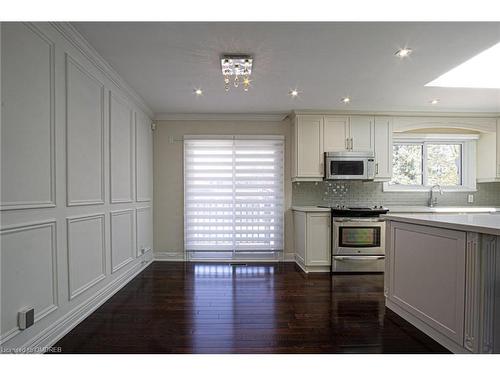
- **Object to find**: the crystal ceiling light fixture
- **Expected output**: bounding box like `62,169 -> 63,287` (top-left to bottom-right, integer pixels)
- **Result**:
221,54 -> 253,92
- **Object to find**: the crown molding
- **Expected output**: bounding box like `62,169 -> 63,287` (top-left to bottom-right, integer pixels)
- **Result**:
291,109 -> 500,118
49,22 -> 154,119
154,113 -> 288,122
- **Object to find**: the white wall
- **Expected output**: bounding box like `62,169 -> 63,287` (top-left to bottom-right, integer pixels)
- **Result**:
153,118 -> 293,261
0,22 -> 154,351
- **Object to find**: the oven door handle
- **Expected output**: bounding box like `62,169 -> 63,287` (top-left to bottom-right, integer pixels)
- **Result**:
334,256 -> 385,261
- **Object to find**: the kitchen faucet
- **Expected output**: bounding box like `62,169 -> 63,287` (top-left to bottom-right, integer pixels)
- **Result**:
428,184 -> 443,207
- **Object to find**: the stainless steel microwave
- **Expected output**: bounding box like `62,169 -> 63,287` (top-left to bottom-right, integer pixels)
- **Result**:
324,151 -> 375,180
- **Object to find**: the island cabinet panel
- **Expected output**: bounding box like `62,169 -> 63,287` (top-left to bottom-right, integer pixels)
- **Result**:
387,222 -> 466,346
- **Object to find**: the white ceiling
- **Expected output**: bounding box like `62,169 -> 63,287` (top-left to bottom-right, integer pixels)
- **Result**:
73,22 -> 500,115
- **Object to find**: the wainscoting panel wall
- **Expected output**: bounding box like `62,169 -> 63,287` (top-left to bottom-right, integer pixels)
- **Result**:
111,210 -> 135,273
136,206 -> 153,256
67,214 -> 106,300
0,22 -> 154,351
110,92 -> 134,204
135,111 -> 153,202
0,221 -> 58,343
1,22 -> 55,210
66,54 -> 105,206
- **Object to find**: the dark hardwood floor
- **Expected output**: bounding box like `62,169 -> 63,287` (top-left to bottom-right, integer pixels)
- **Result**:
52,262 -> 449,354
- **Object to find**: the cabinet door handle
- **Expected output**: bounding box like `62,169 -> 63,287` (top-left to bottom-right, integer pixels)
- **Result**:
350,138 -> 353,150
375,163 -> 379,175
345,138 -> 348,150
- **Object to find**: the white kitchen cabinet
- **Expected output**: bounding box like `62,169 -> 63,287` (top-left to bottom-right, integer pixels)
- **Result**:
323,115 -> 374,152
349,116 -> 375,152
293,210 -> 331,272
386,221 -> 466,347
323,116 -> 349,152
291,115 -> 324,181
477,125 -> 500,182
497,118 -> 500,177
373,117 -> 393,181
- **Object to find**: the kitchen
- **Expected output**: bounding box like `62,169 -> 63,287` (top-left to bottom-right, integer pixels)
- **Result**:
1,2 -> 500,372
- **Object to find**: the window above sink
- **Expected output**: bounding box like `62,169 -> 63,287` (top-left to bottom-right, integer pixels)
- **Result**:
383,133 -> 479,192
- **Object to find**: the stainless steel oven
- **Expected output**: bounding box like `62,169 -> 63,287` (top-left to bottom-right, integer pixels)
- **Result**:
332,217 -> 385,273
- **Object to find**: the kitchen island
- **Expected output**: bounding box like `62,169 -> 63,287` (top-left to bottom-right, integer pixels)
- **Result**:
383,213 -> 500,353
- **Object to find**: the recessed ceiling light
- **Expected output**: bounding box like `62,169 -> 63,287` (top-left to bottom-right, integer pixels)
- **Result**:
426,41 -> 500,89
289,89 -> 300,98
395,48 -> 413,58
340,96 -> 351,104
430,98 -> 440,105
194,88 -> 203,96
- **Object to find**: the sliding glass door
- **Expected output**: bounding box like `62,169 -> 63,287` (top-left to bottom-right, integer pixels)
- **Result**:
184,136 -> 284,260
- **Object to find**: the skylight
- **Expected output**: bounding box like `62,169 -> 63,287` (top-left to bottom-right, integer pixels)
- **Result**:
426,41 -> 500,89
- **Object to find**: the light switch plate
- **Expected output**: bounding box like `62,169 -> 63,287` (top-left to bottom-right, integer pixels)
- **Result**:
468,194 -> 474,203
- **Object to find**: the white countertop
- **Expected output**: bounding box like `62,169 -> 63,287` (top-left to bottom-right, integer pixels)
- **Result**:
385,206 -> 500,213
292,205 -> 500,214
383,213 -> 500,236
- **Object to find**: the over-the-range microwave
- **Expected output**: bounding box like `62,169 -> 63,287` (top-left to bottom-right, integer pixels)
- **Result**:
324,151 -> 375,180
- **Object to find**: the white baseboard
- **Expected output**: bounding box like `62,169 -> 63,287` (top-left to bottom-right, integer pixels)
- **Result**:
20,259 -> 153,353
154,251 -> 185,261
283,253 -> 295,262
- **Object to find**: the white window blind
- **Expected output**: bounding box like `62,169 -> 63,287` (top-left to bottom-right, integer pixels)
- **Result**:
184,137 -> 284,253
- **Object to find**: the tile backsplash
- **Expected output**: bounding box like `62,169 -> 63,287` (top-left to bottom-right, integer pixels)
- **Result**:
292,181 -> 500,207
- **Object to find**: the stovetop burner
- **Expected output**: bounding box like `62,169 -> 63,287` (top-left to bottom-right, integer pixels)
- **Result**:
317,205 -> 389,217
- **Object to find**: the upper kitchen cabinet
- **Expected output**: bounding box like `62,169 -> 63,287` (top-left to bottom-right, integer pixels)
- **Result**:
323,116 -> 349,152
291,115 -> 324,181
349,116 -> 375,152
292,114 -> 381,181
478,117 -> 500,182
373,117 -> 393,181
497,118 -> 500,178
323,115 -> 374,152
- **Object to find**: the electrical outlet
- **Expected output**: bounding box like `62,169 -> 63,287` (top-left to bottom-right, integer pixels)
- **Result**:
18,307 -> 34,330
468,194 -> 474,203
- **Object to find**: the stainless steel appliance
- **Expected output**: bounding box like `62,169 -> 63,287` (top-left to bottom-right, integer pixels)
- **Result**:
324,151 -> 375,181
321,205 -> 388,273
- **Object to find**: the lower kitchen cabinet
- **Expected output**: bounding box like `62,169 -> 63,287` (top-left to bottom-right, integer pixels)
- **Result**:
293,210 -> 331,272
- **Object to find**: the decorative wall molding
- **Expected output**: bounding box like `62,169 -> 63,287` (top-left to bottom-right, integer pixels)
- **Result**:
66,214 -> 106,300
0,220 -> 59,344
136,206 -> 153,257
49,22 -> 153,118
109,91 -> 135,204
110,209 -> 135,273
65,53 -> 106,207
135,111 -> 153,202
154,113 -> 288,122
1,23 -> 56,211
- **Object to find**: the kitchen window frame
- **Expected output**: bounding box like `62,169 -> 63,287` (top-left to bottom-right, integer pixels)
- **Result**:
383,134 -> 477,193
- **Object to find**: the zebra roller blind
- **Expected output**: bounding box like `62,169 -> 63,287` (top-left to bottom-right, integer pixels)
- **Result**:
184,136 -> 284,253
